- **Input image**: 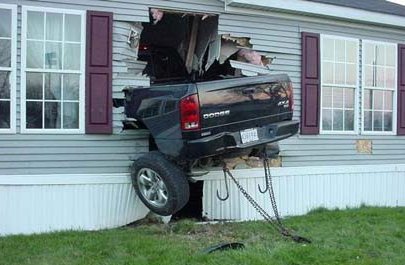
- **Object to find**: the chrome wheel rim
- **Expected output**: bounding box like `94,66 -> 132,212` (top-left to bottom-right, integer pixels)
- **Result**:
137,168 -> 168,208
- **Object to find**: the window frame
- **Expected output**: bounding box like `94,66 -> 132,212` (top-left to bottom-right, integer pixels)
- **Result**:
320,34 -> 360,135
21,6 -> 86,134
0,3 -> 17,134
361,40 -> 397,136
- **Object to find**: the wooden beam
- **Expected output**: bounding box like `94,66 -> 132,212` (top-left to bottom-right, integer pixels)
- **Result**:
185,16 -> 200,73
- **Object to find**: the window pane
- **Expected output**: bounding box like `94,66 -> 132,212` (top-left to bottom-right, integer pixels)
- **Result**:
376,45 -> 385,66
322,109 -> 332,130
344,110 -> 354,131
364,89 -> 372,110
386,46 -> 396,67
45,73 -> 61,100
0,71 -> 10,99
335,63 -> 345,84
26,72 -> 43,100
364,43 -> 375,65
364,111 -> 372,131
63,102 -> 79,129
322,86 -> 332,108
333,109 -> 343,131
46,13 -> 63,41
335,39 -> 345,62
384,91 -> 393,111
346,41 -> 357,63
26,101 -> 43,128
346,63 -> 356,85
374,90 -> 383,110
0,101 -> 10,128
323,38 -> 334,61
45,42 -> 62,69
65,14 -> 81,42
376,66 -> 385,87
27,11 -> 44,40
333,87 -> 343,108
364,65 -> 374,87
0,39 -> 11,67
0,9 -> 11,38
27,41 -> 44,69
373,111 -> 383,131
64,43 -> 81,70
383,112 -> 392,131
345,88 -> 354,108
386,68 -> 395,89
45,102 -> 61,128
63,74 -> 80,100
322,62 -> 333,84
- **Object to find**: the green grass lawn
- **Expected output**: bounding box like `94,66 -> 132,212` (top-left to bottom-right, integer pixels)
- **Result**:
1,207 -> 404,265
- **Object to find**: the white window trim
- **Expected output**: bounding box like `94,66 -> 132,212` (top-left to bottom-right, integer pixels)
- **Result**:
320,34 -> 360,135
0,4 -> 17,134
21,6 -> 86,134
361,40 -> 397,136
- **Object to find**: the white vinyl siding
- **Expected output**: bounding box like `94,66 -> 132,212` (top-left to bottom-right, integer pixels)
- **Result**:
362,41 -> 397,135
320,35 -> 359,134
0,4 -> 16,134
21,6 -> 86,134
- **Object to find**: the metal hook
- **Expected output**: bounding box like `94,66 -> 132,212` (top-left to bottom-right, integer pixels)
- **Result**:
258,182 -> 269,194
217,168 -> 230,201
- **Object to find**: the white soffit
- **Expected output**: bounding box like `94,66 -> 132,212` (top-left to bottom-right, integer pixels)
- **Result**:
226,0 -> 405,28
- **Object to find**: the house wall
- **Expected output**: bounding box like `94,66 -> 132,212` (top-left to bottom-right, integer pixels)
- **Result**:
3,0 -> 404,174
218,8 -> 405,167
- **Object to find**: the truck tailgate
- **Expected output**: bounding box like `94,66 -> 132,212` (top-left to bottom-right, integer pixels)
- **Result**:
197,74 -> 292,134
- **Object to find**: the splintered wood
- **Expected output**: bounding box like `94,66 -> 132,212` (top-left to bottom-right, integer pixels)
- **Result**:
224,155 -> 282,169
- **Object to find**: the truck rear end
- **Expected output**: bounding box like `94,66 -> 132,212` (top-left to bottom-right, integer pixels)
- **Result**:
179,74 -> 298,158
124,74 -> 298,160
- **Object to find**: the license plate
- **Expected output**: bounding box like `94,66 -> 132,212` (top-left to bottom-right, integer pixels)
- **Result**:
240,128 -> 259,144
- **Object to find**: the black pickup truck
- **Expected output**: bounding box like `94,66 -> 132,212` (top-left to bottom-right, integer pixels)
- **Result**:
124,74 -> 298,216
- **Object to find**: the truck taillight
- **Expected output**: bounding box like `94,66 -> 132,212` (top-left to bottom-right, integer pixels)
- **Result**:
287,82 -> 294,111
180,94 -> 200,131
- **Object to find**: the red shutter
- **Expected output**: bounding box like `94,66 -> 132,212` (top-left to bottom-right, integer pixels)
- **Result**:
398,44 -> 405,135
301,32 -> 320,135
86,11 -> 113,134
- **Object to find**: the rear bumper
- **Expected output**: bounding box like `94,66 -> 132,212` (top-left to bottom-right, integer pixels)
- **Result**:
181,120 -> 299,159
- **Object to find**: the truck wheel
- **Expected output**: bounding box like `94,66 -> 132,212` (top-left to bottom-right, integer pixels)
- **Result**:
131,151 -> 190,216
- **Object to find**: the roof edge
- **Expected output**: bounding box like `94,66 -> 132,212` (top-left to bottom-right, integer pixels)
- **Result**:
225,0 -> 405,28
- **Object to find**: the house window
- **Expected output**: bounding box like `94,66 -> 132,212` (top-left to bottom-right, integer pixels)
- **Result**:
21,7 -> 85,133
321,36 -> 359,133
362,41 -> 397,133
0,4 -> 16,133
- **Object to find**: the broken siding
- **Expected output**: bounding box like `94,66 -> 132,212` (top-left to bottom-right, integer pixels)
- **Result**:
218,14 -> 301,119
220,11 -> 405,167
0,0 -> 223,176
112,21 -> 149,130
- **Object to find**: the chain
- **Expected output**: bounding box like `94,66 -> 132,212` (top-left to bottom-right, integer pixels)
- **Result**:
263,157 -> 282,225
222,159 -> 311,244
222,167 -> 288,235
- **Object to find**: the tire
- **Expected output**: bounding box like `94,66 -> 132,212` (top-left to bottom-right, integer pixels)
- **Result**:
131,151 -> 190,216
